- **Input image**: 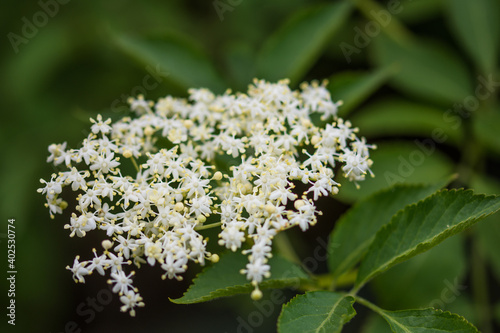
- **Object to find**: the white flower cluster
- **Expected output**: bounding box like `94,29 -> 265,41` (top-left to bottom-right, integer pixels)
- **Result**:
38,79 -> 374,315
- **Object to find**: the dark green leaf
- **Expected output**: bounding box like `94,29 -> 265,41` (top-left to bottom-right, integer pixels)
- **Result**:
6,24 -> 73,100
444,297 -> 477,326
355,189 -> 500,290
224,42 -> 256,91
329,181 -> 449,280
171,252 -> 309,304
379,308 -> 479,332
115,33 -> 227,93
335,142 -> 454,204
371,34 -> 472,104
351,99 -> 463,145
394,0 -> 444,24
370,236 -> 466,310
328,66 -> 395,117
446,0 -> 500,74
277,291 -> 356,333
257,2 -> 352,84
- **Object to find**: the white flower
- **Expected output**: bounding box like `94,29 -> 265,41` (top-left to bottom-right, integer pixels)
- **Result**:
188,195 -> 212,217
300,81 -> 337,119
242,257 -> 270,283
89,153 -> 120,174
87,250 -> 108,276
79,187 -> 101,210
218,222 -> 245,252
66,256 -> 90,283
341,149 -> 373,182
145,151 -> 167,174
182,175 -> 209,198
114,235 -> 139,259
269,186 -> 297,205
62,168 -> 88,191
109,270 -> 135,295
307,177 -> 332,201
90,114 -> 112,134
164,156 -> 185,181
96,136 -> 118,155
75,137 -> 98,165
128,95 -> 153,114
161,253 -> 188,280
47,142 -> 67,163
105,252 -> 128,273
120,290 -> 144,317
64,213 -> 97,237
37,177 -> 63,200
144,240 -> 163,266
46,197 -> 66,217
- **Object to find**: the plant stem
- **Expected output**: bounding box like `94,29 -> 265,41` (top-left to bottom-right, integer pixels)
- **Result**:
130,156 -> 140,173
472,237 -> 493,333
331,269 -> 358,291
354,295 -> 385,315
194,222 -> 222,231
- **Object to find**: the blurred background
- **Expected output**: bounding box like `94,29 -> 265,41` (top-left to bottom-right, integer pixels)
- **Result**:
1,0 -> 499,332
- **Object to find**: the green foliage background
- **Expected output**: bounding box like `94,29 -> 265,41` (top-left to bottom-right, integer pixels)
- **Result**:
0,0 -> 499,332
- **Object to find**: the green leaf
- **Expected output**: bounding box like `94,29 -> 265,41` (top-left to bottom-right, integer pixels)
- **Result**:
335,142 -> 454,204
328,66 -> 395,117
115,33 -> 227,93
224,42 -> 256,91
329,181 -> 449,279
444,297 -> 477,326
354,189 -> 500,290
350,99 -> 463,145
277,291 -> 356,333
370,236 -> 466,310
371,34 -> 472,104
379,308 -> 479,333
171,252 -> 309,304
445,0 -> 500,74
394,0 -> 444,24
6,23 -> 73,101
257,2 -> 352,84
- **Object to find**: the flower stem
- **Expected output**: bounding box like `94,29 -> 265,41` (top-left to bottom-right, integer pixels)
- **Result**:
194,222 -> 222,231
331,269 -> 358,291
472,237 -> 493,333
354,295 -> 385,315
130,156 -> 140,173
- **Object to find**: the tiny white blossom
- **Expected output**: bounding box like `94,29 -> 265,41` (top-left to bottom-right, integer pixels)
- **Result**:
109,270 -> 135,295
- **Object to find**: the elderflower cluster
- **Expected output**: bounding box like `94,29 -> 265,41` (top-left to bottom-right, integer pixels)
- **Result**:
38,79 -> 374,315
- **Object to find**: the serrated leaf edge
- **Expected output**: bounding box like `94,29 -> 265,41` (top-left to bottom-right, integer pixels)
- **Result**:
329,181 -> 450,277
355,188 -> 500,290
380,307 -> 479,333
277,292 -> 356,333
